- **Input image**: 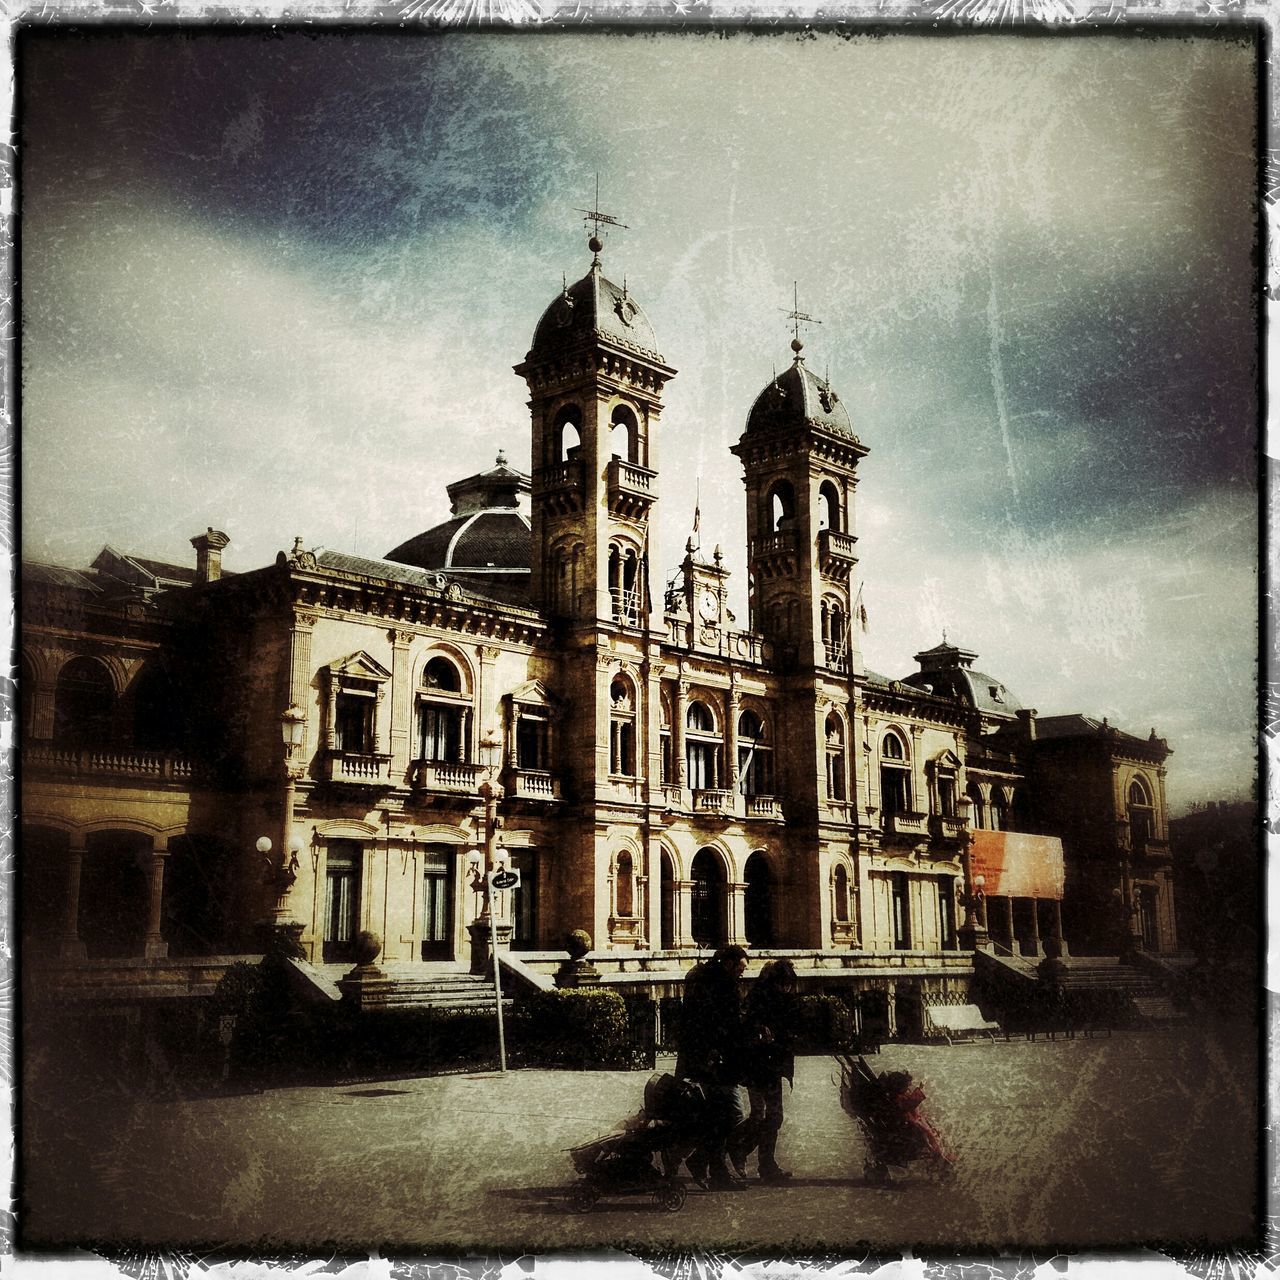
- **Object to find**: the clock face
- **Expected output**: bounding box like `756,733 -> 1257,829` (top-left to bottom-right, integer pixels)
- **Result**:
698,589 -> 719,621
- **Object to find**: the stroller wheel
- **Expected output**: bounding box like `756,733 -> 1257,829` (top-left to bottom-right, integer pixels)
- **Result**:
568,1183 -> 598,1213
654,1183 -> 686,1212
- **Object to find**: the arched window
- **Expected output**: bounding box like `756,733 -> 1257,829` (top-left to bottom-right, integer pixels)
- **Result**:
609,677 -> 637,777
417,656 -> 471,763
552,404 -> 582,465
818,480 -> 842,532
737,709 -> 774,796
833,863 -> 851,923
880,730 -> 911,817
53,656 -> 115,746
686,699 -> 721,791
615,851 -> 635,918
1128,777 -> 1154,847
825,712 -> 847,801
767,480 -> 796,532
822,599 -> 848,671
966,782 -> 986,830
608,544 -> 642,626
610,404 -> 640,465
990,787 -> 1010,832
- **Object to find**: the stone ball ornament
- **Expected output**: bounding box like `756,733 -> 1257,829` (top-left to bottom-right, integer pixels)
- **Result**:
353,930 -> 383,966
564,929 -> 592,960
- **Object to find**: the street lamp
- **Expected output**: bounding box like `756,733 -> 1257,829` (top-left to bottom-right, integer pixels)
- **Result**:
958,828 -> 989,951
468,729 -> 510,974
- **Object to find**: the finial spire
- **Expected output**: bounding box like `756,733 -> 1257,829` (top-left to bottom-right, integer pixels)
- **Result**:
577,173 -> 628,264
781,281 -> 821,361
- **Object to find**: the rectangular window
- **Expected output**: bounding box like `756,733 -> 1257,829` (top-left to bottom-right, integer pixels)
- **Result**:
891,872 -> 911,950
660,732 -> 672,784
324,843 -> 361,962
688,742 -> 715,790
334,692 -> 374,754
610,720 -> 635,776
516,713 -> 548,770
419,703 -> 465,762
881,767 -> 910,816
739,745 -> 774,796
938,877 -> 957,950
937,775 -> 957,818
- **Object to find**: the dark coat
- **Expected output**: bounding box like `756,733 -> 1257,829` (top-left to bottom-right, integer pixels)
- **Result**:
741,981 -> 797,1088
676,960 -> 744,1085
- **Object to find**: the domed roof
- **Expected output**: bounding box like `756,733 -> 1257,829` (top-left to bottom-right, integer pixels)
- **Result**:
900,639 -> 1022,717
744,354 -> 855,438
528,258 -> 665,365
385,452 -> 532,604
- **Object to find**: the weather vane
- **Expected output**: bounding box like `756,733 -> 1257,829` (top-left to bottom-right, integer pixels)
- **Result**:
576,174 -> 628,259
781,281 -> 821,357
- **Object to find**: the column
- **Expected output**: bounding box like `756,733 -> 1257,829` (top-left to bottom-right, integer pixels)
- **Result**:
726,686 -> 741,797
674,680 -> 689,789
675,879 -> 694,949
728,880 -> 747,945
290,611 -> 318,731
1047,897 -> 1068,956
59,835 -> 88,960
507,704 -> 521,773
142,838 -> 170,959
389,630 -> 415,767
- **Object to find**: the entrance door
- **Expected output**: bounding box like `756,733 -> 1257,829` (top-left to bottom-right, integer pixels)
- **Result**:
744,852 -> 772,947
323,841 -> 361,963
421,846 -> 453,961
690,848 -> 726,949
511,851 -> 537,950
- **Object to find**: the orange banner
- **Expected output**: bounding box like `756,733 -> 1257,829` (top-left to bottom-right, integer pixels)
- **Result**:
969,830 -> 1064,900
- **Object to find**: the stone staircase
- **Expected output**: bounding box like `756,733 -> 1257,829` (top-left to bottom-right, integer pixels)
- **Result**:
317,963 -> 511,1012
1053,956 -> 1161,998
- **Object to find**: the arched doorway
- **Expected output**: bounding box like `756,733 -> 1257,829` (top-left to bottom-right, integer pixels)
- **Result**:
690,848 -> 726,950
660,852 -> 676,950
80,830 -> 152,958
744,851 -> 773,948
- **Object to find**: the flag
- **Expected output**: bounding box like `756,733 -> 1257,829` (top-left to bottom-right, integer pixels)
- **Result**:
855,583 -> 869,633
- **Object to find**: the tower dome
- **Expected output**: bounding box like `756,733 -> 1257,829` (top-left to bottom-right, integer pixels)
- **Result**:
744,356 -> 855,439
527,256 -> 665,365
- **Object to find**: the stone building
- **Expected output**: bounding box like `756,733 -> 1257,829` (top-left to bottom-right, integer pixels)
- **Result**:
19,232 -> 1179,1031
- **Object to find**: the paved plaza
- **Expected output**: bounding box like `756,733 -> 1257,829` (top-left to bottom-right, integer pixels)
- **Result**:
20,1023 -> 1260,1262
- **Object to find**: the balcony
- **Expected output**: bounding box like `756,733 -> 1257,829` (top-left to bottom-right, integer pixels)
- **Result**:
536,460 -> 584,516
1133,835 -> 1171,859
23,743 -> 198,782
928,814 -> 967,842
817,528 -> 859,580
509,768 -> 561,803
823,643 -> 850,674
745,794 -> 784,821
324,751 -> 392,786
693,788 -> 734,816
750,530 -> 798,580
411,760 -> 483,796
607,457 -> 657,519
883,810 -> 930,839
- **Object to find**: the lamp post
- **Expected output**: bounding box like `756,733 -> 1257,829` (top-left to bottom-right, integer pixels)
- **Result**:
467,730 -> 511,974
259,705 -> 308,948
957,803 -> 988,951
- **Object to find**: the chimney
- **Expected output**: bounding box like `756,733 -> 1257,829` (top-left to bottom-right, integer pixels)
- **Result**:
1016,707 -> 1038,742
191,528 -> 230,583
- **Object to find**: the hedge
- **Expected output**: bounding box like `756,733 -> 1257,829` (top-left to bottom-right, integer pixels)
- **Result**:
508,987 -> 631,1069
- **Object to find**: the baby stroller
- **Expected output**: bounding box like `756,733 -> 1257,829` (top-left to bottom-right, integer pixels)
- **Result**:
836,1054 -> 956,1186
565,1072 -> 704,1212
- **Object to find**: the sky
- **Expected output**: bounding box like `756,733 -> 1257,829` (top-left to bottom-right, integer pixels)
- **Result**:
19,28 -> 1259,811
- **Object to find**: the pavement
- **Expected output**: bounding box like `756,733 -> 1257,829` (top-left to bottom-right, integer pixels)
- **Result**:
18,1023 -> 1262,1262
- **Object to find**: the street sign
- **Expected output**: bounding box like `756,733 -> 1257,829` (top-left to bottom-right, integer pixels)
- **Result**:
489,867 -> 520,891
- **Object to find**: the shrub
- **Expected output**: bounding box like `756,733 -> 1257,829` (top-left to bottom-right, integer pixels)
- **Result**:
510,987 -> 631,1069
794,993 -> 856,1053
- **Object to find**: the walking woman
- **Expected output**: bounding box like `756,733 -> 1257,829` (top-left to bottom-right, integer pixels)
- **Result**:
731,957 -> 798,1184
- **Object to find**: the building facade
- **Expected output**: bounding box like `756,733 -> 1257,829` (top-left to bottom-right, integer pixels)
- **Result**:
20,235 -> 1179,1014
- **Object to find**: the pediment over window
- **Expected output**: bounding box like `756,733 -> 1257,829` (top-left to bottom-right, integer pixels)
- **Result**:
931,748 -> 962,772
508,679 -> 560,708
327,651 -> 393,683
